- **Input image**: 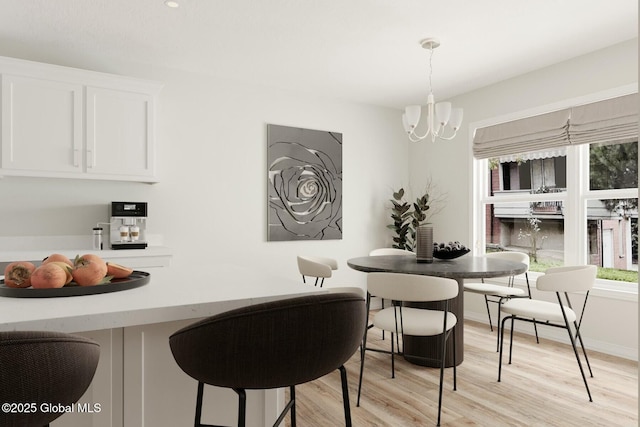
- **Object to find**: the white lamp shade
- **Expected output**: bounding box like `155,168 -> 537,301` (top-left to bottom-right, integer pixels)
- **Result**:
435,102 -> 452,126
449,108 -> 464,130
404,105 -> 421,129
402,114 -> 412,133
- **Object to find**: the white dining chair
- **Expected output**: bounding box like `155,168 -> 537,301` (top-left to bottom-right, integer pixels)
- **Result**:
296,255 -> 338,287
463,251 -> 538,350
498,264 -> 597,401
368,248 -> 414,341
357,272 -> 458,426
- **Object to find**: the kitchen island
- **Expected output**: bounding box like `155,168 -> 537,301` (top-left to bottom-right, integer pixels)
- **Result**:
0,264 -> 323,427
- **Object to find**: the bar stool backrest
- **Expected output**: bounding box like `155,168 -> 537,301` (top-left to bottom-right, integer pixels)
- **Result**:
0,331 -> 100,427
170,292 -> 365,390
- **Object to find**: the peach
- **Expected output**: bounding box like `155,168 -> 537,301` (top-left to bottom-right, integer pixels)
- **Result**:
42,253 -> 73,267
106,262 -> 134,279
72,254 -> 108,286
4,262 -> 36,288
49,262 -> 73,285
31,263 -> 67,289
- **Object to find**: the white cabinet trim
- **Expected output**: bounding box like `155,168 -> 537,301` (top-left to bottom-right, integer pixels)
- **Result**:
0,55 -> 162,183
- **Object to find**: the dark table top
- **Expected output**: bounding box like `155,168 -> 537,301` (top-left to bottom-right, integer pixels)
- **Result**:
347,254 -> 527,280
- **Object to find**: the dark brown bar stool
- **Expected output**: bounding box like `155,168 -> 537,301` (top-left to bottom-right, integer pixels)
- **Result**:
169,292 -> 366,427
0,331 -> 100,427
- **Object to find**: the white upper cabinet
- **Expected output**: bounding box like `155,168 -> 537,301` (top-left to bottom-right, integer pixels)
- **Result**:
2,74 -> 83,174
0,56 -> 162,183
86,87 -> 155,179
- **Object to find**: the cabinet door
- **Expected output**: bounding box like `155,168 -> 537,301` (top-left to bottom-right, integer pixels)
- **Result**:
86,87 -> 155,179
123,321 -> 278,427
51,328 -> 124,427
1,74 -> 83,174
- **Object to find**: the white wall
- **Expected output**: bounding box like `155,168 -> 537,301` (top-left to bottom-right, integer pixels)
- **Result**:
1,39 -> 637,359
408,39 -> 638,359
0,55 -> 409,290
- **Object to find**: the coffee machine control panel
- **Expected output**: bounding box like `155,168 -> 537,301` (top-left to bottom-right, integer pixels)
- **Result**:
110,202 -> 148,250
111,202 -> 147,217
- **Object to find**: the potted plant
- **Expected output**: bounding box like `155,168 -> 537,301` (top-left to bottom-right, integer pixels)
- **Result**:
388,188 -> 412,251
387,183 -> 445,251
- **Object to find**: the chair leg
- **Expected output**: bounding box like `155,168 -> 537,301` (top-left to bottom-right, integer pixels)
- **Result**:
357,347 -> 366,407
508,316 -> 515,364
437,327 -> 448,426
234,388 -> 247,427
574,322 -> 593,377
484,295 -> 493,332
497,315 -> 510,382
357,303 -> 371,407
290,386 -> 296,427
452,327 -> 457,391
525,273 -> 540,344
496,297 -> 504,352
390,332 -> 396,379
339,365 -> 353,427
565,324 -> 593,402
195,381 -> 205,427
272,386 -> 296,427
381,298 -> 385,340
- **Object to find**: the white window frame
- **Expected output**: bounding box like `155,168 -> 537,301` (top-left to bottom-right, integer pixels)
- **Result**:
470,84 -> 638,301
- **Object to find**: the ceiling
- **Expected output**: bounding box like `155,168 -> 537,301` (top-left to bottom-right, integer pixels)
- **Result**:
0,0 -> 637,109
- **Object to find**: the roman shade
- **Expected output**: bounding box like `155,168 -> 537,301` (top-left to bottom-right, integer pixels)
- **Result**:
473,93 -> 638,159
568,93 -> 638,145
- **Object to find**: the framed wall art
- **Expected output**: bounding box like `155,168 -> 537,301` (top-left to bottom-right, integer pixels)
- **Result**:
267,124 -> 342,241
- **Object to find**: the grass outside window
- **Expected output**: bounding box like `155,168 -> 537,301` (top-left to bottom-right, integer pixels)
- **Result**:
529,260 -> 638,283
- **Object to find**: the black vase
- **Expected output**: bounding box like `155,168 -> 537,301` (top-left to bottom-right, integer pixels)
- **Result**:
416,225 -> 434,263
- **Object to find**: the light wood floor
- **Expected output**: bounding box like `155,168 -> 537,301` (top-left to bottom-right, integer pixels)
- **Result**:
287,319 -> 638,426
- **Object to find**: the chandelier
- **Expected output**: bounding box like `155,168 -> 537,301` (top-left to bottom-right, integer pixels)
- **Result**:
402,38 -> 463,142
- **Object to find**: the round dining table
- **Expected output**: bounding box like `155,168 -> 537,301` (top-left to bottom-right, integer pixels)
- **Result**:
347,254 -> 527,367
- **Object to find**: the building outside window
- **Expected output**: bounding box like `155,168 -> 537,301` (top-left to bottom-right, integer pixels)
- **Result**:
485,142 -> 637,277
472,89 -> 638,291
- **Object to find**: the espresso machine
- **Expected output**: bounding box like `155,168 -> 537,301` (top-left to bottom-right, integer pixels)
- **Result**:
109,202 -> 148,250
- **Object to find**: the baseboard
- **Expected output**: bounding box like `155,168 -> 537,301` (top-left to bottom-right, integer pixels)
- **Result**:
464,312 -> 637,361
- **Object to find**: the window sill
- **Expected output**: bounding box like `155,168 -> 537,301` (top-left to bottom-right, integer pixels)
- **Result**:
487,273 -> 638,302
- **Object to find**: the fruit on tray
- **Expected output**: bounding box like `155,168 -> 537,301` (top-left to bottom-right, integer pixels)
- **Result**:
1,254 -> 135,289
72,254 -> 109,286
433,241 -> 469,253
432,241 -> 471,259
107,262 -> 134,279
42,253 -> 73,267
4,261 -> 36,288
31,263 -> 68,289
49,262 -> 73,285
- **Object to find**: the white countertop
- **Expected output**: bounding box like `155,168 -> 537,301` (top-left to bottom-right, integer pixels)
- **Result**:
0,264 -> 323,333
0,245 -> 173,264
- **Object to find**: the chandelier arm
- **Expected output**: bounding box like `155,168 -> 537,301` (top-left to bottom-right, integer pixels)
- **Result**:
407,132 -> 425,143
408,126 -> 433,141
407,125 -> 458,142
435,129 -> 459,141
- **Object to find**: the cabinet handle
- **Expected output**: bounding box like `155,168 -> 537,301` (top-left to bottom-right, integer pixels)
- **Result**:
87,149 -> 94,168
73,149 -> 80,167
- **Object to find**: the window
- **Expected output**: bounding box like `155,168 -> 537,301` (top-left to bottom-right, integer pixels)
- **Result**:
471,89 -> 638,292
483,150 -> 569,273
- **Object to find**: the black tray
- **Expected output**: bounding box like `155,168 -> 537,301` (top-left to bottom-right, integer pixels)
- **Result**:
0,271 -> 150,298
433,249 -> 471,260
